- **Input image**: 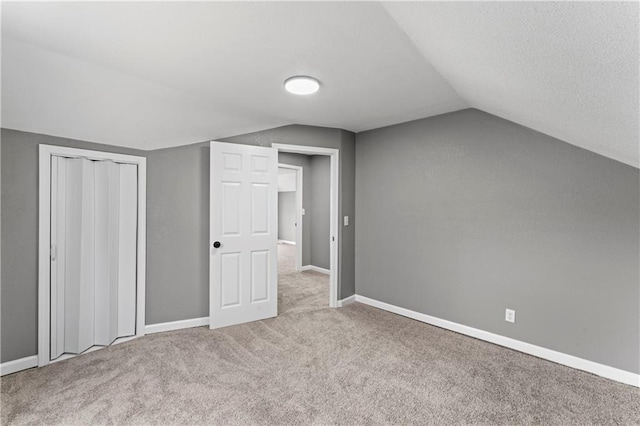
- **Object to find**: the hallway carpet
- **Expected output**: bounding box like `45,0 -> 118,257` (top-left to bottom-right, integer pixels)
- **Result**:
277,243 -> 329,315
2,245 -> 638,424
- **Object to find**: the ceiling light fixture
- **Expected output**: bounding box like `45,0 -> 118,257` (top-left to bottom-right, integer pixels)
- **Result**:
284,76 -> 320,95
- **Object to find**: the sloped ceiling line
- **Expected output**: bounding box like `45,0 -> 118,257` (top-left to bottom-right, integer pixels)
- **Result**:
381,1 -> 639,168
1,1 -> 638,167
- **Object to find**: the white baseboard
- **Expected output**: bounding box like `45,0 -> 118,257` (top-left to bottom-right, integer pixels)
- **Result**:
337,295 -> 356,307
278,239 -> 296,245
1,355 -> 38,376
355,295 -> 639,388
112,335 -> 139,346
49,336 -> 141,365
301,265 -> 330,275
145,316 -> 210,334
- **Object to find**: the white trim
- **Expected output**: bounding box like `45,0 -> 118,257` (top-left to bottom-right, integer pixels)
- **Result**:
51,353 -> 88,364
38,147 -> 51,367
50,344 -> 107,364
145,317 -> 210,334
355,295 -> 639,387
278,239 -> 296,245
112,335 -> 138,346
278,163 -> 303,271
273,144 -> 339,157
296,166 -> 303,271
136,157 -> 147,341
301,265 -> 330,275
274,143 -> 339,308
337,295 -> 356,307
47,336 -> 138,365
38,145 -> 147,368
0,356 -> 38,376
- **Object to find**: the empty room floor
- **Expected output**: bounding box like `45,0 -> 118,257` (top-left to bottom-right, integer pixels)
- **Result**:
1,256 -> 638,424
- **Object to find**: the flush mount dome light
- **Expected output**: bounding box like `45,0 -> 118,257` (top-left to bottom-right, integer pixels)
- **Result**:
284,76 -> 320,95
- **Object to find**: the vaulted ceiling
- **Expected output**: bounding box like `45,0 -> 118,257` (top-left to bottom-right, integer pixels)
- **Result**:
2,2 -> 638,167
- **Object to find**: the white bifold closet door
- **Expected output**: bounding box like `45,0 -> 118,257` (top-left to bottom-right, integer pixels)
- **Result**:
50,156 -> 137,360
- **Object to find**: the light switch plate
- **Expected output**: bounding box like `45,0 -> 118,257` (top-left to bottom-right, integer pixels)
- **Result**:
344,216 -> 349,226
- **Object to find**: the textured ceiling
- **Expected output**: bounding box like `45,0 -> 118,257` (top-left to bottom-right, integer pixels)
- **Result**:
382,1 -> 639,167
1,2 -> 638,167
1,2 -> 465,151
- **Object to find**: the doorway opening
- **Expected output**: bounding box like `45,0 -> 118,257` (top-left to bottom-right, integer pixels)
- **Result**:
208,141 -> 338,330
273,144 -> 339,311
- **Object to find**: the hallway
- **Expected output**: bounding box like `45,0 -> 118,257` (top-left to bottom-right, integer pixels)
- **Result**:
277,243 -> 329,315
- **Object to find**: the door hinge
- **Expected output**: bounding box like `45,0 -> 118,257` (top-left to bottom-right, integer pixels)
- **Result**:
50,245 -> 57,261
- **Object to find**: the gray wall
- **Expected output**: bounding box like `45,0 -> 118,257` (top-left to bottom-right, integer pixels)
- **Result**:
278,192 -> 297,242
0,125 -> 356,363
0,129 -> 145,363
310,155 -> 330,269
3,110 -> 636,375
339,131 -> 356,298
146,125 -> 357,325
355,109 -> 640,374
146,144 -> 210,324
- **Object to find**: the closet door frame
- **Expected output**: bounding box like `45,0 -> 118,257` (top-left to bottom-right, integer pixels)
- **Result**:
38,145 -> 147,367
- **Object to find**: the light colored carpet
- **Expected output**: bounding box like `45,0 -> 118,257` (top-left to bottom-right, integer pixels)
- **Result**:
2,245 -> 638,424
277,243 -> 329,315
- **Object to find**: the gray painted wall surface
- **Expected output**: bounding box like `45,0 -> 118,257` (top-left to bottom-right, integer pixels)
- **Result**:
1,125 -> 356,363
145,144 -> 210,324
146,125 -> 358,324
339,131 -> 356,298
278,153 -> 312,266
310,155 -> 330,269
146,126 -> 356,324
0,129 -> 145,363
355,109 -> 640,374
278,192 -> 297,242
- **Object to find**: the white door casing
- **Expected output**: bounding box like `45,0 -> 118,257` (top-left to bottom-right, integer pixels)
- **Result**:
209,141 -> 278,329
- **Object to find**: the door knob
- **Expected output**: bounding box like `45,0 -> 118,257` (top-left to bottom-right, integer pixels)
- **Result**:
213,241 -> 221,248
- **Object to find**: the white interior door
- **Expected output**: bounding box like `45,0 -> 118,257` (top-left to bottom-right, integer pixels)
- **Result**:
209,141 -> 278,329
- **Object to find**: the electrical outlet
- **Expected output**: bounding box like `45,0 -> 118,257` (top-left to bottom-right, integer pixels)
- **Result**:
505,308 -> 516,323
